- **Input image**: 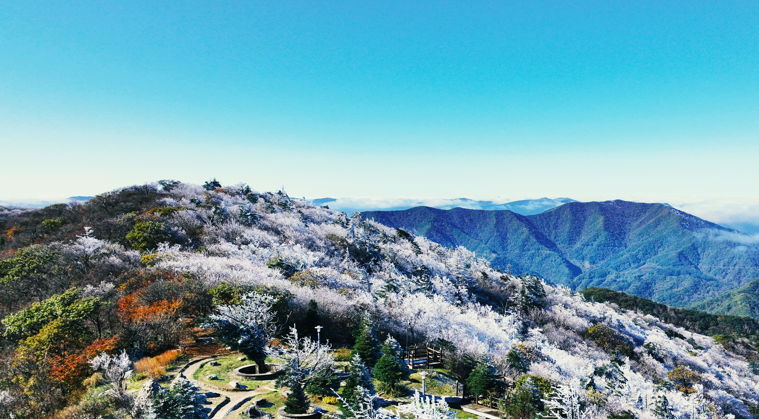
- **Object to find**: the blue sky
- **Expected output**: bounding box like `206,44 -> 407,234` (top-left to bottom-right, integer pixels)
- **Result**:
1,1 -> 758,211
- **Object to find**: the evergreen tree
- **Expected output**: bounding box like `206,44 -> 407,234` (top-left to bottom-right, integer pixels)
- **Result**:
466,362 -> 497,404
304,361 -> 339,397
504,379 -> 541,419
340,354 -> 375,417
374,355 -> 403,396
300,300 -> 320,341
146,377 -> 209,419
351,318 -> 381,367
520,275 -> 546,313
203,178 -> 222,191
374,337 -> 409,396
506,348 -> 529,374
284,374 -> 311,414
652,393 -> 674,419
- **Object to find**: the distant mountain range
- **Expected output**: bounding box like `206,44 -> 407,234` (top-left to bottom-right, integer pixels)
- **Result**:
311,197 -> 575,216
0,196 -> 92,209
362,200 -> 759,307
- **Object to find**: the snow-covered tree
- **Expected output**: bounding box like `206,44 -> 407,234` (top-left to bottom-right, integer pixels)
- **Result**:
90,350 -> 133,393
341,354 -> 375,417
145,376 -> 209,419
277,326 -> 339,396
202,292 -> 278,372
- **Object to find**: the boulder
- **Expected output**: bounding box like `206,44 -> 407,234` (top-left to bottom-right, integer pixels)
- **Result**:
207,374 -> 218,380
209,360 -> 221,366
238,356 -> 248,361
254,398 -> 268,407
244,405 -> 262,417
230,380 -> 242,389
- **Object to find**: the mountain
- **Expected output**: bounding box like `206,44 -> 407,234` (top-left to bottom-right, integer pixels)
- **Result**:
362,201 -> 759,307
2,182 -> 759,418
308,197 -> 575,216
691,277 -> 759,317
0,196 -> 93,209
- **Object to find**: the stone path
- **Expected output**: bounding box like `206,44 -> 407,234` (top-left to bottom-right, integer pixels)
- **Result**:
177,357 -> 277,418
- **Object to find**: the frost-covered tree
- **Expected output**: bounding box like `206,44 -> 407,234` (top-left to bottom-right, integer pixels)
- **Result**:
90,350 -> 133,393
397,391 -> 456,419
341,354 -> 375,417
145,376 -> 209,419
276,326 -> 338,396
202,292 -> 278,373
520,275 -> 546,312
652,392 -> 674,419
543,383 -> 590,419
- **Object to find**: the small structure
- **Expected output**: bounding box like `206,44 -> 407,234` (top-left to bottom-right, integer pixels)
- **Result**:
277,406 -> 322,419
404,345 -> 445,369
233,363 -> 283,380
461,404 -> 502,419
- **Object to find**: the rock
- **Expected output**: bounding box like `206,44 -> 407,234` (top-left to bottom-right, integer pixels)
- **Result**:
230,380 -> 242,389
97,389 -> 119,399
238,356 -> 247,361
124,369 -> 135,380
254,398 -> 268,407
244,405 -> 262,417
206,374 -> 218,380
209,360 -> 221,366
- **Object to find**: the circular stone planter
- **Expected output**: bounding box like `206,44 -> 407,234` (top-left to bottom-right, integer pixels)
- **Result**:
277,406 -> 322,419
233,363 -> 283,380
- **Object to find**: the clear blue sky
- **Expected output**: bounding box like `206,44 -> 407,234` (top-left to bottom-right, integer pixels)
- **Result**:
1,1 -> 758,205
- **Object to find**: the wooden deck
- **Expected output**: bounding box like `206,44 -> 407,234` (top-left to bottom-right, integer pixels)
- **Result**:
461,404 -> 502,419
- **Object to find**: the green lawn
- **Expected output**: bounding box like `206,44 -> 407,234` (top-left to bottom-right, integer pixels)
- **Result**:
193,355 -> 278,390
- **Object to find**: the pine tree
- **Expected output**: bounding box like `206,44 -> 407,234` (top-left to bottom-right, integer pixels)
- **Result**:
351,318 -> 381,367
146,377 -> 209,419
304,361 -> 339,397
520,275 -> 546,313
466,362 -> 497,404
300,299 -> 320,340
374,355 -> 402,396
340,354 -> 375,417
652,393 -> 674,419
284,374 -> 311,414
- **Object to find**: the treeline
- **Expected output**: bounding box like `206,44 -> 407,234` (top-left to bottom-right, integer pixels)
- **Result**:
581,287 -> 759,342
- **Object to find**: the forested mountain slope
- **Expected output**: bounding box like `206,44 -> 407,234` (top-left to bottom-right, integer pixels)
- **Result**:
363,201 -> 759,307
1,182 -> 759,418
692,278 -> 759,318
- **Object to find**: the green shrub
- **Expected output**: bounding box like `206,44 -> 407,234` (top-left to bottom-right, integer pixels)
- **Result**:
585,324 -> 636,358
40,217 -> 68,234
126,221 -> 171,252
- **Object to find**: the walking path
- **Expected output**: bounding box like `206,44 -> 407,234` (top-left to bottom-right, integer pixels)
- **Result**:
176,357 -> 277,418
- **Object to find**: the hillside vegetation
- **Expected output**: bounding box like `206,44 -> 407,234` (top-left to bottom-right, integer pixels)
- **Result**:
0,181 -> 758,418
692,278 -> 759,318
362,202 -> 759,307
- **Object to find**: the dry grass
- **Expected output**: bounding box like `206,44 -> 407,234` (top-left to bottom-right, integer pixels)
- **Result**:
135,349 -> 184,378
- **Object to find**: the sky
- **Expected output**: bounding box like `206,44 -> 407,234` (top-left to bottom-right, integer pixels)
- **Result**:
1,1 -> 758,224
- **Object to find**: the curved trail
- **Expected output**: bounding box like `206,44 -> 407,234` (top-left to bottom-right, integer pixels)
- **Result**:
177,357 -> 276,418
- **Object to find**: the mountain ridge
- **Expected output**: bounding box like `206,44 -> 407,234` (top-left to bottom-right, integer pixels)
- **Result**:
362,200 -> 759,307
